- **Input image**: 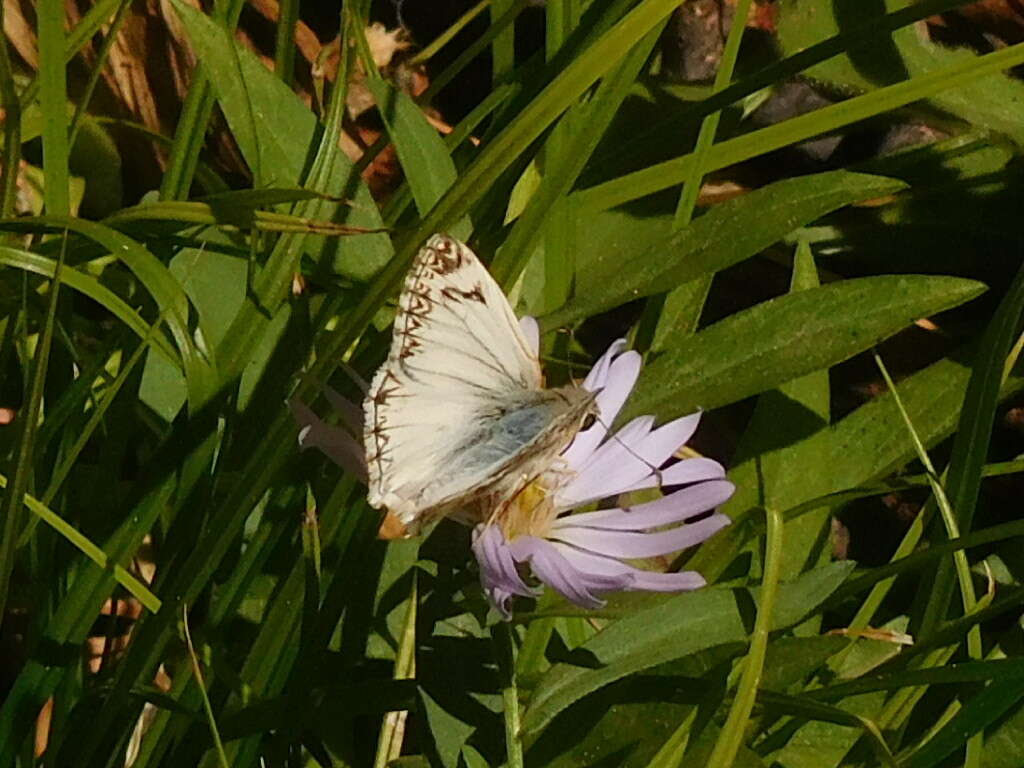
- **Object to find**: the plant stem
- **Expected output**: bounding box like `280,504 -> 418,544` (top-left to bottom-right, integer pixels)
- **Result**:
494,622 -> 525,768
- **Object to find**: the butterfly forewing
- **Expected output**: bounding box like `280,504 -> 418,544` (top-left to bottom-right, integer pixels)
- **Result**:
364,234 -> 595,532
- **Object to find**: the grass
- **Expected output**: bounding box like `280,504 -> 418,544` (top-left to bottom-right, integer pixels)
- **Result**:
2,0 -> 1024,766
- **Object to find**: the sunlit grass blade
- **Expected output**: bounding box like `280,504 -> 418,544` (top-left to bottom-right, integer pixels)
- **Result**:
919,260 -> 1024,638
0,473 -> 160,613
577,38 -> 1024,212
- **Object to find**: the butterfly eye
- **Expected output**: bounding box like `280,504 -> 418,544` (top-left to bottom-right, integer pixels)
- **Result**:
581,413 -> 597,431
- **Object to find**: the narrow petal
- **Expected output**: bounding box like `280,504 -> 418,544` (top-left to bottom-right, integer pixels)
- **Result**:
563,413 -> 706,505
508,536 -> 606,609
552,481 -> 735,531
472,525 -> 537,599
562,347 -> 640,468
558,416 -> 657,506
629,570 -> 706,592
548,542 -> 636,591
290,400 -> 367,480
552,513 -> 731,558
581,339 -> 628,392
519,316 -> 540,356
618,457 -> 727,494
555,545 -> 704,592
637,412 -> 702,467
322,385 -> 364,434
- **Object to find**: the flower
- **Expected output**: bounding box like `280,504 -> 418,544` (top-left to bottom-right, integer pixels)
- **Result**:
471,338 -> 733,619
291,323 -> 733,620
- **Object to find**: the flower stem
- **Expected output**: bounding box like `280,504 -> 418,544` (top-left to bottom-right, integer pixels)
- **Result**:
706,505 -> 784,768
493,622 -> 525,768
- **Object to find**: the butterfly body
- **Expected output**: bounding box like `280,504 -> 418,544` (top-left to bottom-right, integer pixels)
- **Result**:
364,234 -> 596,535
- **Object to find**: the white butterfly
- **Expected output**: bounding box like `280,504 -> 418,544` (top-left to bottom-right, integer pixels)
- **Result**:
364,234 -> 597,536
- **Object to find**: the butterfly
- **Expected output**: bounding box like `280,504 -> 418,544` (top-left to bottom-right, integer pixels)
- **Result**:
364,234 -> 598,537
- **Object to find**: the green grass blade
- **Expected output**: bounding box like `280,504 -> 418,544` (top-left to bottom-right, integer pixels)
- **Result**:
0,10 -> 21,224
0,216 -> 218,406
706,506 -> 785,768
919,261 -> 1024,637
577,39 -> 1024,212
38,0 -> 70,215
0,473 -> 160,613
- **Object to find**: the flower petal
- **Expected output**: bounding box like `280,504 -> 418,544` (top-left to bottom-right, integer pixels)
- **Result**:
562,346 -> 640,469
565,413 -> 704,505
472,525 -> 538,619
322,384 -> 364,434
519,316 -> 540,356
290,400 -> 367,480
555,544 -> 705,592
508,536 -> 607,609
552,513 -> 731,558
558,416 -> 657,506
473,525 -> 537,598
552,480 -> 735,531
581,339 -> 628,392
629,570 -> 706,592
618,457 -> 727,494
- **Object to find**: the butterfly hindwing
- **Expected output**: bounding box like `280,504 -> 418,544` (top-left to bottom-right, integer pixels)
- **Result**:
364,235 -> 595,532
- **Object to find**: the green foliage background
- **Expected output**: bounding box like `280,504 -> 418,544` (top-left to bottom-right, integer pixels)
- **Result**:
2,0 -> 1024,766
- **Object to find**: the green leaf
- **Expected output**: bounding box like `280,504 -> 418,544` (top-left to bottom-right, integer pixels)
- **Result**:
919,259 -> 1024,636
0,245 -> 180,367
776,0 -> 1024,146
419,687 -> 475,768
364,78 -> 460,225
622,274 -> 985,422
575,39 -> 1024,212
171,0 -> 391,280
761,636 -> 851,692
0,216 -> 218,407
900,676 -> 1024,768
544,171 -> 906,329
757,691 -> 896,768
138,248 -> 247,421
521,562 -> 854,739
731,242 -> 833,585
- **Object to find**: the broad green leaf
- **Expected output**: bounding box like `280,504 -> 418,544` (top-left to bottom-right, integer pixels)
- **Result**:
364,78 -> 460,225
526,695 -> 694,768
731,242 -> 832,585
419,687 -> 475,768
765,693 -> 887,768
693,354 -> 1024,582
981,703 -> 1024,768
544,171 -> 906,329
521,562 -> 854,739
622,274 -> 985,422
171,0 -> 391,280
776,0 -> 1024,146
761,636 -> 850,692
758,691 -> 896,768
138,248 -> 246,421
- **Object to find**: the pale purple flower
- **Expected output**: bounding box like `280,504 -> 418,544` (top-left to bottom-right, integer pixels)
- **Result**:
471,334 -> 733,620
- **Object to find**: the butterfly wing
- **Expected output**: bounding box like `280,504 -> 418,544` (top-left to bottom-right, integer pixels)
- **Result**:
364,234 -> 553,527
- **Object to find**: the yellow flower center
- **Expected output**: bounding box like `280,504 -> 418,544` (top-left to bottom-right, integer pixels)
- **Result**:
497,478 -> 558,541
